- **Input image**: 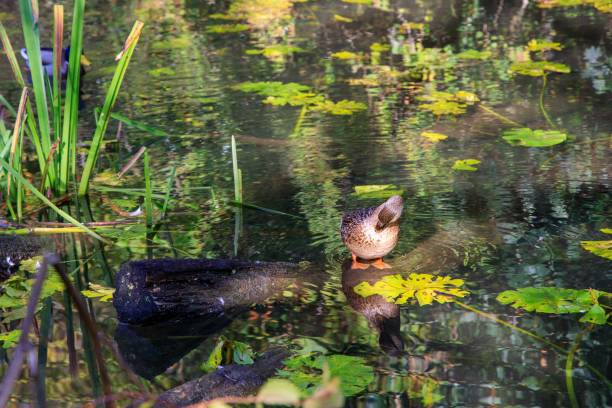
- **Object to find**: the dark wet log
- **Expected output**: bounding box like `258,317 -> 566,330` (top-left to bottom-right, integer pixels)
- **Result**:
113,258 -> 301,325
0,236 -> 46,281
153,348 -> 289,408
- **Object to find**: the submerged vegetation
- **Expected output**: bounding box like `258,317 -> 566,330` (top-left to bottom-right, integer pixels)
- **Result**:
0,0 -> 610,406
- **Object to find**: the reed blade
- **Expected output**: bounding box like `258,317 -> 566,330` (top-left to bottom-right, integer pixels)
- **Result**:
53,5 -> 64,148
144,150 -> 153,228
59,0 -> 85,193
7,88 -> 28,198
78,21 -> 144,196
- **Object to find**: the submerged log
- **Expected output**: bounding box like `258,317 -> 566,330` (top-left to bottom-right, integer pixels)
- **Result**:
0,236 -> 46,281
113,258 -> 302,325
153,348 -> 289,408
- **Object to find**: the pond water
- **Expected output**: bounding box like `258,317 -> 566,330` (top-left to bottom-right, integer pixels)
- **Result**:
0,0 -> 611,406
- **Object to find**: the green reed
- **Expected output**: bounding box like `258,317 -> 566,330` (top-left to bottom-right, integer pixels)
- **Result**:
0,1 -> 143,232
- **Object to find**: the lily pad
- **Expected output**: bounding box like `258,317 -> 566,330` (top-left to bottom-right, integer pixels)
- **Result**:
452,159 -> 480,171
502,128 -> 567,147
310,99 -> 367,115
352,184 -> 403,198
581,240 -> 612,260
354,273 -> 469,306
421,131 -> 448,142
0,330 -> 21,349
205,24 -> 250,34
334,14 -> 353,23
331,51 -> 361,60
82,283 -> 115,302
509,61 -> 571,76
456,49 -> 492,60
527,39 -> 564,52
418,90 -> 479,116
370,43 -> 391,53
497,287 -> 610,324
147,67 -> 176,77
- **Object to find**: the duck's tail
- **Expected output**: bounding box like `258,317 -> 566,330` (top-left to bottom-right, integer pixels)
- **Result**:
376,195 -> 404,230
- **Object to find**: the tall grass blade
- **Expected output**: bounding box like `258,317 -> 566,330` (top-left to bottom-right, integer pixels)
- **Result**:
78,21 -> 144,196
59,0 -> 85,193
0,158 -> 105,241
110,112 -> 169,137
231,135 -> 242,203
0,23 -> 46,176
144,150 -> 153,228
18,0 -> 51,155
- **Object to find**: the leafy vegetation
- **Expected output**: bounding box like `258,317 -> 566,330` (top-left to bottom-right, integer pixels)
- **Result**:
201,336 -> 256,372
421,131 -> 448,142
456,49 -> 492,60
354,273 -> 470,306
81,283 -> 115,302
581,240 -> 612,260
352,184 -> 404,198
509,61 -> 571,77
418,90 -> 479,116
452,159 -> 481,171
497,287 -> 610,324
502,128 -> 567,147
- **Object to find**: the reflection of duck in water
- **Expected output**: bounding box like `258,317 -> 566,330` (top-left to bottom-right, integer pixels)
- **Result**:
341,195 -> 404,269
341,260 -> 404,354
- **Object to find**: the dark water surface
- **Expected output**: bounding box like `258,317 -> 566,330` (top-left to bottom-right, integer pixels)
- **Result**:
0,0 -> 611,406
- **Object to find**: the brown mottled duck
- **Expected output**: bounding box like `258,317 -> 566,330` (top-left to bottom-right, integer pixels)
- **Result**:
340,195 -> 404,269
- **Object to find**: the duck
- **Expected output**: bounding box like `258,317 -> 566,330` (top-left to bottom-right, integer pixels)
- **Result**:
340,195 -> 403,270
20,47 -> 87,79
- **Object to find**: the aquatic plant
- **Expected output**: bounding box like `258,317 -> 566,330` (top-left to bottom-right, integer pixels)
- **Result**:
456,49 -> 492,60
502,128 -> 567,147
497,287 -> 610,325
418,90 -> 479,116
452,159 -> 481,171
527,39 -> 564,52
201,336 -> 255,372
81,283 -> 115,302
352,184 -> 404,199
537,0 -> 612,13
354,273 -> 470,306
581,239 -> 612,260
421,131 -> 448,142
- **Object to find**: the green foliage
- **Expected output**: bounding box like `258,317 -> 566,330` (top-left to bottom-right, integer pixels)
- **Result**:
421,131 -> 448,142
497,287 -> 610,324
147,67 -> 176,77
151,35 -> 191,50
537,0 -> 612,13
527,39 -> 564,52
342,0 -> 373,4
0,258 -> 64,323
418,90 -> 479,116
452,159 -> 480,171
581,240 -> 612,260
233,81 -> 366,115
257,379 -> 302,405
81,283 -> 115,302
0,329 -> 20,348
334,14 -> 353,23
205,24 -> 250,34
201,337 -> 255,372
352,184 -> 404,198
246,44 -> 305,59
456,49 -> 492,60
331,51 -> 361,60
370,43 -> 390,52
277,353 -> 374,397
354,273 -> 469,306
502,128 -> 567,147
509,61 -> 570,76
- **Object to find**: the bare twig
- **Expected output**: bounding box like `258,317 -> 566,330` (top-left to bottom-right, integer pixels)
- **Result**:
117,146 -> 146,178
0,255 -> 49,407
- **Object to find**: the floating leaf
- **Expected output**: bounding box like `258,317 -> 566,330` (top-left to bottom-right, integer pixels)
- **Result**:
537,0 -> 612,13
331,51 -> 360,60
454,91 -> 480,103
81,283 -> 115,302
205,24 -> 249,34
0,329 -> 21,349
420,100 -> 466,115
147,67 -> 176,77
452,159 -> 480,171
370,43 -> 390,53
509,61 -> 571,76
502,128 -> 567,147
527,39 -> 564,52
418,90 -> 479,116
497,287 -> 610,324
601,228 -> 612,234
352,184 -> 404,198
456,49 -> 492,60
581,240 -> 612,260
277,354 -> 374,397
421,131 -> 448,142
342,0 -> 373,4
310,99 -> 367,115
257,379 -> 302,405
151,36 -> 191,50
354,273 -> 469,306
334,14 -> 353,23
247,44 -> 305,59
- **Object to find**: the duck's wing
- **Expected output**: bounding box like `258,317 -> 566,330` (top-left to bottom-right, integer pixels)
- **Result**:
375,199 -> 403,230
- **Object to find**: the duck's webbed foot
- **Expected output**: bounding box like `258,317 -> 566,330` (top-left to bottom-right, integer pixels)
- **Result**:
351,253 -> 371,270
372,258 -> 391,270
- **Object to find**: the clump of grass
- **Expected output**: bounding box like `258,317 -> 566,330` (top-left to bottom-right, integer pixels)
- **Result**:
0,1 -> 144,235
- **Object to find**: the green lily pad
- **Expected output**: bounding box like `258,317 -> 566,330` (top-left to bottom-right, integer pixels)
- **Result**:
310,99 -> 367,115
581,240 -> 612,260
352,184 -> 403,198
497,287 -> 610,324
421,131 -> 448,142
331,51 -> 361,60
370,43 -> 391,53
205,24 -> 249,34
502,128 -> 567,147
509,61 -> 571,76
527,39 -> 564,52
452,159 -> 480,171
456,49 -> 492,60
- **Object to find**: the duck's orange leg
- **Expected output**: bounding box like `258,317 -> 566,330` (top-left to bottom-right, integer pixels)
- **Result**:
372,257 -> 391,270
351,253 -> 370,270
